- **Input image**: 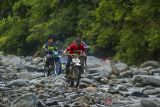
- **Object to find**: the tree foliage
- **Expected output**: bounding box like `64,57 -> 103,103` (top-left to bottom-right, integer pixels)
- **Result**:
0,0 -> 159,64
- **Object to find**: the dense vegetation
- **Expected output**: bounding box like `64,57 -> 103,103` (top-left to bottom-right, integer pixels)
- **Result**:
0,0 -> 159,64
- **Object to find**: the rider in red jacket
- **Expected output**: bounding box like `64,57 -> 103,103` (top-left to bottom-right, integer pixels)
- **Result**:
64,37 -> 85,77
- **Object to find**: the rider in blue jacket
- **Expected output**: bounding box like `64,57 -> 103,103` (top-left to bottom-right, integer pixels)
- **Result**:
43,34 -> 58,69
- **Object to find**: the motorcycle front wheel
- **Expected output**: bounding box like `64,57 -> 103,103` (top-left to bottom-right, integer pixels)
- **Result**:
71,66 -> 81,88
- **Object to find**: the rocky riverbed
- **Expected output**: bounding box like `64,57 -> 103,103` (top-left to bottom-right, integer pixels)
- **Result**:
0,53 -> 160,107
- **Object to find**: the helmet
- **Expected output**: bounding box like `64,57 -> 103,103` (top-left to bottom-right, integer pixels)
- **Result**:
75,37 -> 81,43
48,34 -> 55,40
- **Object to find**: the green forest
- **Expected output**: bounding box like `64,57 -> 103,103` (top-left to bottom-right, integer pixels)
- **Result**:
0,0 -> 159,65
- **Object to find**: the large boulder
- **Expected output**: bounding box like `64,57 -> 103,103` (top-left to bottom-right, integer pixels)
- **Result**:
150,68 -> 160,75
87,56 -> 103,68
143,89 -> 160,95
141,100 -> 157,107
134,68 -> 150,75
88,64 -> 112,78
10,93 -> 46,107
6,79 -> 29,87
115,63 -> 128,72
17,72 -> 33,80
140,60 -> 160,68
32,57 -> 43,65
0,55 -> 22,66
17,72 -> 44,80
134,75 -> 160,87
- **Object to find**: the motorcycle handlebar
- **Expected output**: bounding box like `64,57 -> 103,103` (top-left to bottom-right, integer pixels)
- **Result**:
64,53 -> 86,57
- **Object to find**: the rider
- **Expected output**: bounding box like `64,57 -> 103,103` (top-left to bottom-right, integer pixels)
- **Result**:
72,34 -> 90,67
64,37 -> 85,77
43,34 -> 58,69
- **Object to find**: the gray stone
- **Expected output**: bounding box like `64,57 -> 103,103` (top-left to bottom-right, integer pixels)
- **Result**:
131,91 -> 148,97
120,71 -> 133,78
32,57 -> 43,64
0,69 -> 5,73
134,68 -> 149,75
143,89 -> 160,95
141,100 -> 157,107
25,64 -> 39,72
140,61 -> 160,68
17,72 -> 33,80
93,75 -> 102,81
142,85 -> 155,92
115,63 -> 128,72
11,93 -> 46,107
134,75 -> 160,87
6,79 -> 29,87
79,82 -> 89,88
1,55 -> 22,66
150,68 -> 160,75
80,78 -> 94,84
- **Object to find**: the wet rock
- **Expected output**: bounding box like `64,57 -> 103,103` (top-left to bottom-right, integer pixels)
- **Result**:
134,75 -> 160,87
108,87 -> 119,94
115,63 -> 128,72
25,64 -> 39,72
53,79 -> 68,87
143,89 -> 160,95
120,71 -> 133,78
118,86 -> 128,91
93,75 -> 102,81
80,78 -> 94,85
141,100 -> 157,107
150,68 -> 160,75
79,95 -> 95,105
17,72 -> 33,80
6,79 -> 29,87
131,91 -> 148,97
0,69 -> 5,73
32,57 -> 43,64
79,82 -> 89,88
88,69 -> 99,74
134,68 -> 149,75
5,72 -> 17,80
156,94 -> 160,98
85,86 -> 97,92
140,60 -> 160,68
2,55 -> 22,66
46,100 -> 59,106
10,93 -> 46,107
142,85 -> 155,92
135,83 -> 142,87
0,104 -> 6,107
109,74 -> 118,79
100,77 -> 108,84
128,103 -> 141,107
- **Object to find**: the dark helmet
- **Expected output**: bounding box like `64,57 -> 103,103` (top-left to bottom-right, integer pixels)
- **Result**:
75,37 -> 81,44
48,34 -> 55,40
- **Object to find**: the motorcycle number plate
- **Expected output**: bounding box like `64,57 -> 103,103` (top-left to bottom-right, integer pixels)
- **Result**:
72,58 -> 80,63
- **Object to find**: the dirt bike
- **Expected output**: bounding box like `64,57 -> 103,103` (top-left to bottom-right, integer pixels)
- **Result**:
44,51 -> 62,76
65,53 -> 85,88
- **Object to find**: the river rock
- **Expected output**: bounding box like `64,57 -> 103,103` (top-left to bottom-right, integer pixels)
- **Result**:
32,57 -> 43,64
6,79 -> 29,87
17,72 -> 33,80
140,61 -> 160,68
141,100 -> 157,107
143,89 -> 160,95
134,75 -> 160,87
134,68 -> 149,75
150,68 -> 160,75
120,71 -> 133,78
10,93 -> 46,107
115,63 -> 128,72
